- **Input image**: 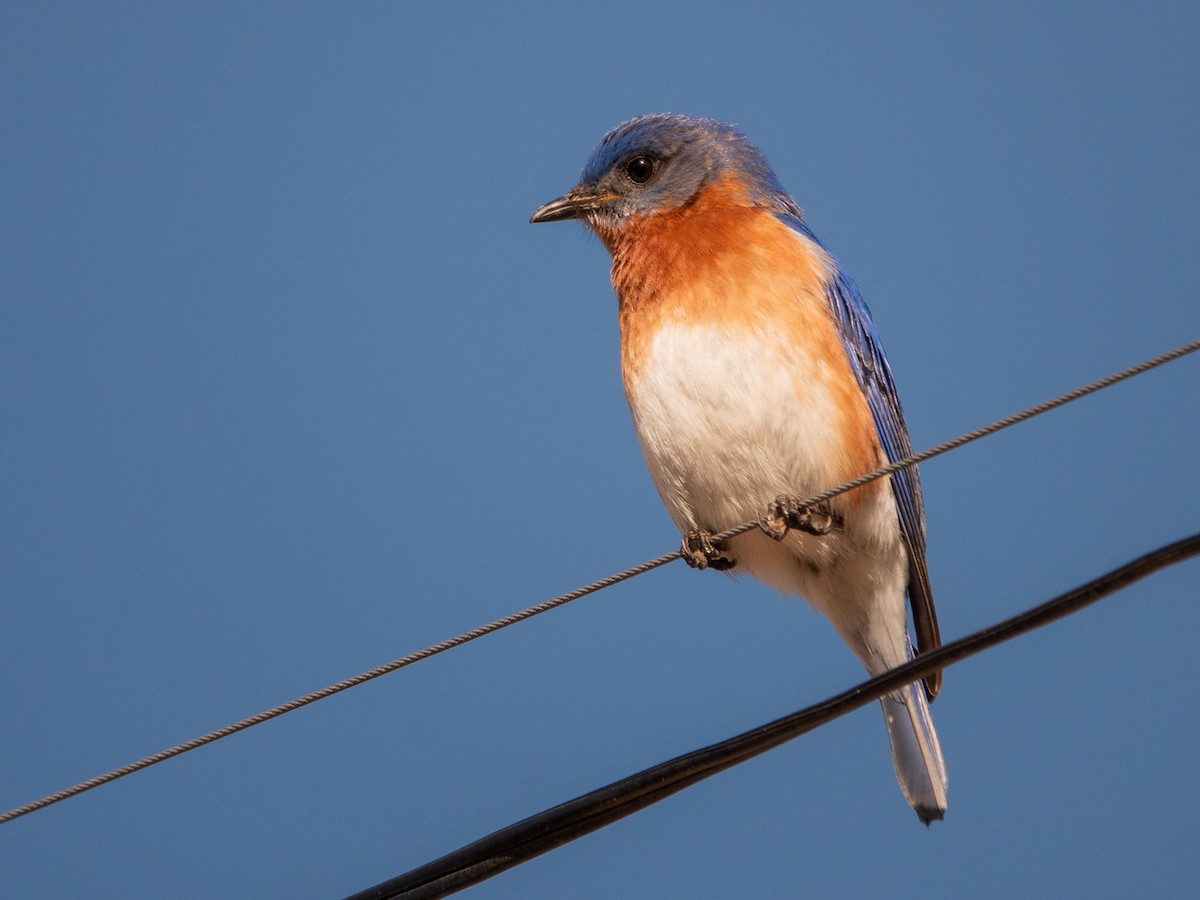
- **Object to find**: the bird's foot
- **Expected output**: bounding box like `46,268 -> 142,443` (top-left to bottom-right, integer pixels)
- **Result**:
760,496 -> 840,540
681,529 -> 736,571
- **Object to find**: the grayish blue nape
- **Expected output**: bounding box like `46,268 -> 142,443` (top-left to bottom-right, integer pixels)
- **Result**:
575,113 -> 799,218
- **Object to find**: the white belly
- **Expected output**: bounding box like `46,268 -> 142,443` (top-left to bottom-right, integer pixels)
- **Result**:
625,319 -> 911,671
626,320 -> 848,530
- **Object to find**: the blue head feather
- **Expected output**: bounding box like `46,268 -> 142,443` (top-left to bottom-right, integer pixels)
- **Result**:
574,114 -> 800,221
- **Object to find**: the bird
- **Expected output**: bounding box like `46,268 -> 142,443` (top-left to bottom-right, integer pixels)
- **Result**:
530,114 -> 947,823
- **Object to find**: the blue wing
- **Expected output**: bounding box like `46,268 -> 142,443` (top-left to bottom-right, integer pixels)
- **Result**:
779,214 -> 942,698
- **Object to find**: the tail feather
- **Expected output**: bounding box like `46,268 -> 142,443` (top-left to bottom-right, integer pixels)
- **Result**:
880,680 -> 948,824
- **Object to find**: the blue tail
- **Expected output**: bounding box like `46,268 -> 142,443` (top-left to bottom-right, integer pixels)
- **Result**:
880,680 -> 948,823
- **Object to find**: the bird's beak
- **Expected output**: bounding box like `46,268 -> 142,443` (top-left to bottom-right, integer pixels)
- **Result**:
529,187 -> 614,223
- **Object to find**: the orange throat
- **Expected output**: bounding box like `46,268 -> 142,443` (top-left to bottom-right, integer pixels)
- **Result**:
601,174 -> 835,386
602,173 -> 888,501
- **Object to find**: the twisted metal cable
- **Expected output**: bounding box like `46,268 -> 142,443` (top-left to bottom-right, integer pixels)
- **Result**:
0,553 -> 680,826
712,337 -> 1200,544
1,337 -> 1196,827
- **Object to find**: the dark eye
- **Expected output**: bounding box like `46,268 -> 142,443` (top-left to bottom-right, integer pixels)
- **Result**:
625,155 -> 656,184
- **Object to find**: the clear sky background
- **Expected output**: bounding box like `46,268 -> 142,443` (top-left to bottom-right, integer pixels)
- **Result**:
3,3 -> 1199,898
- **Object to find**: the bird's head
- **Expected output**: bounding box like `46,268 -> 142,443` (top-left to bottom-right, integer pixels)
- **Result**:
530,114 -> 797,238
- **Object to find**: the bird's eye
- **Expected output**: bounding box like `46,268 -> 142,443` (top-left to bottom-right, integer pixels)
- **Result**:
625,155 -> 656,184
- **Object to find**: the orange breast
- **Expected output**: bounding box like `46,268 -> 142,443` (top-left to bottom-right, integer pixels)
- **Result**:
605,172 -> 885,497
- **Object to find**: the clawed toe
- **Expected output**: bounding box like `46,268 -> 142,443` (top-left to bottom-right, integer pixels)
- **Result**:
681,529 -> 736,570
761,496 -> 840,540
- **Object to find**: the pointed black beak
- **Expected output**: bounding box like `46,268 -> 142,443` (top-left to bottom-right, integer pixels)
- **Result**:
529,187 -> 612,223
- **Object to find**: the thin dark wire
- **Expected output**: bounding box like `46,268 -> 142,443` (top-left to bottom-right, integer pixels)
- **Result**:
0,553 -> 679,826
712,336 -> 1200,544
346,532 -> 1200,900
1,337 -> 1196,827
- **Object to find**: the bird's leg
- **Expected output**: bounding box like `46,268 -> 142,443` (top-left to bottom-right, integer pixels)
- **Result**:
761,495 -> 840,540
681,529 -> 737,571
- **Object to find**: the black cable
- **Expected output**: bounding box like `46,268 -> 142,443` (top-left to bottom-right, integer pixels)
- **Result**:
344,533 -> 1200,900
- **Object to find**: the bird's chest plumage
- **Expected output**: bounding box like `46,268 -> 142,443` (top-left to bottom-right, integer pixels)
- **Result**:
613,206 -> 885,535
625,319 -> 846,532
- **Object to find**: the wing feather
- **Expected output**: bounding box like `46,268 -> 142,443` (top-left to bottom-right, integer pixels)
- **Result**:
780,215 -> 942,698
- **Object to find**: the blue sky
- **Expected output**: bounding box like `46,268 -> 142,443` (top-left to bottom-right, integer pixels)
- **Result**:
3,3 -> 1199,897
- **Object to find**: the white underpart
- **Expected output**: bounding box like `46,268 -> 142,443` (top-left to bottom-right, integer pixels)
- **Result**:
626,317 -> 912,677
628,316 -> 948,819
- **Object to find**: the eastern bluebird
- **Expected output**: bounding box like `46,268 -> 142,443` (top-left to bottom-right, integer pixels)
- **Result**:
531,114 -> 947,823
